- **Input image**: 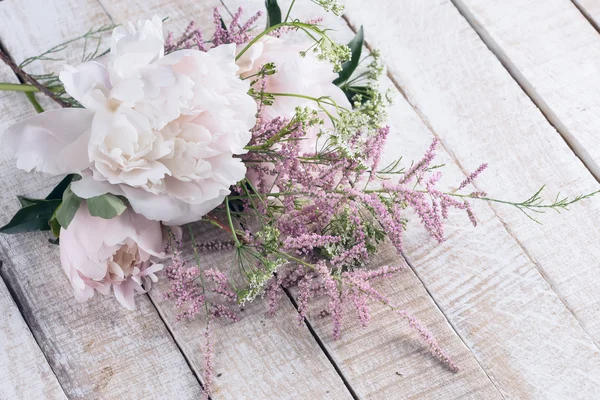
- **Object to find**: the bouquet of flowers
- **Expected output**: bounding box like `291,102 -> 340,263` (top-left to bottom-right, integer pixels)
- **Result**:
0,0 -> 595,396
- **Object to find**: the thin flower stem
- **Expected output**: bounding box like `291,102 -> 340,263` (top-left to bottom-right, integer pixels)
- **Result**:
236,21 -> 319,61
284,0 -> 298,22
188,225 -> 211,316
225,197 -> 242,247
25,92 -> 44,113
229,186 -> 600,215
204,214 -> 234,235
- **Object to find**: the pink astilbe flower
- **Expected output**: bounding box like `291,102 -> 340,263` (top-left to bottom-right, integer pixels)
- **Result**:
164,238 -> 239,322
201,320 -> 214,400
213,7 -> 263,46
343,267 -> 458,372
458,163 -> 488,191
164,20 -> 207,53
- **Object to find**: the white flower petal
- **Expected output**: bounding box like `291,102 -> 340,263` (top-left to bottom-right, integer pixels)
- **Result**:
3,108 -> 94,175
60,61 -> 111,110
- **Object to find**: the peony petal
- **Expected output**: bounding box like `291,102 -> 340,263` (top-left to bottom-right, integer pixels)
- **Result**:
235,41 -> 264,76
110,16 -> 165,80
3,108 -> 94,175
113,280 -> 137,310
59,61 -> 111,110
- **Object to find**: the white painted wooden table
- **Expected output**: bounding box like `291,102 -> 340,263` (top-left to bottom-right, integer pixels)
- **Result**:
1,0 -> 600,398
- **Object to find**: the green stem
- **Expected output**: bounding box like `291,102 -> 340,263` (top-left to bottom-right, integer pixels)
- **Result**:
0,82 -> 62,93
225,197 -> 241,247
236,21 -> 317,61
25,92 -> 44,113
0,83 -> 40,92
229,187 -> 600,212
284,0 -> 297,22
188,226 -> 210,316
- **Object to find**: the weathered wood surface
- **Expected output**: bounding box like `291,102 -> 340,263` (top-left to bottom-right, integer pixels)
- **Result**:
342,0 -> 600,398
452,0 -> 600,179
228,0 -> 600,398
0,275 -> 67,400
2,0 -> 600,399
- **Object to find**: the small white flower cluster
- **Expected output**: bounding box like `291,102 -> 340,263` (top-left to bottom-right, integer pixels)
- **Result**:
313,0 -> 346,16
311,40 -> 351,73
238,258 -> 287,306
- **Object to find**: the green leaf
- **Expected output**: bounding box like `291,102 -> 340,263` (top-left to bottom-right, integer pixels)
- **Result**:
17,196 -> 37,207
55,186 -> 81,229
49,212 -> 61,238
46,174 -> 75,200
265,0 -> 282,28
87,193 -> 127,219
0,199 -> 61,234
333,26 -> 364,86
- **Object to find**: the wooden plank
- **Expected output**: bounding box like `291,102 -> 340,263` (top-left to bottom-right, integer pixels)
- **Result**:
341,0 -> 600,398
0,276 -> 67,400
0,1 -> 203,399
94,1 -> 355,398
451,0 -> 600,178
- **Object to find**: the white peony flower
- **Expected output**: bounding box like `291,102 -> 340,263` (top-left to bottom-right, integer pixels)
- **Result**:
4,17 -> 257,225
60,203 -> 165,309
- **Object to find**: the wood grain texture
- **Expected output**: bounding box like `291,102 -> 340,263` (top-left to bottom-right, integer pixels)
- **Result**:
342,0 -> 600,398
451,0 -> 600,178
0,276 -> 67,400
0,1 -> 202,398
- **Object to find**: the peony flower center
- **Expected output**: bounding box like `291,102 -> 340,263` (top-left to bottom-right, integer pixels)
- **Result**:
108,243 -> 141,281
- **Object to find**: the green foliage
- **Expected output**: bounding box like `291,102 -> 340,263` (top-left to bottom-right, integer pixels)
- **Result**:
55,186 -> 82,229
46,174 -> 75,200
265,0 -> 282,28
0,175 -> 77,234
87,193 -> 127,219
321,208 -> 386,269
0,199 -> 61,234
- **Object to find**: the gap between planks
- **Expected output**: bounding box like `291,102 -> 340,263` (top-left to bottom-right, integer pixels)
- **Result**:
572,0 -> 600,35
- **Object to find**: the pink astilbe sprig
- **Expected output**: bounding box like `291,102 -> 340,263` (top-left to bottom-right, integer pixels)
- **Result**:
458,163 -> 488,191
201,320 -> 214,400
164,20 -> 207,53
213,7 -> 263,46
342,267 -> 458,372
270,17 -> 324,37
163,237 -> 239,323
